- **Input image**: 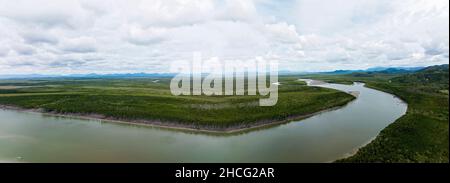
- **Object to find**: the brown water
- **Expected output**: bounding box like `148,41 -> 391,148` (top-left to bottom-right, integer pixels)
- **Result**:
0,82 -> 407,162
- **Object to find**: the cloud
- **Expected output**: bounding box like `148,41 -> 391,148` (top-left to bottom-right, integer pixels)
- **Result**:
286,0 -> 449,71
264,22 -> 301,44
0,0 -> 448,74
49,58 -> 85,68
127,26 -> 168,45
12,44 -> 35,55
0,45 -> 9,57
60,37 -> 97,53
0,0 -> 92,28
22,31 -> 59,44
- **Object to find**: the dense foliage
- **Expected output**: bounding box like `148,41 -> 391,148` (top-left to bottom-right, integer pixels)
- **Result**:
0,76 -> 354,128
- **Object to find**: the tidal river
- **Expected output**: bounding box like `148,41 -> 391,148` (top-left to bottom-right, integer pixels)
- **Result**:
0,81 -> 407,163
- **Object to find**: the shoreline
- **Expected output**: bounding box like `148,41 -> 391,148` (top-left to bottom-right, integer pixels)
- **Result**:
0,98 -> 354,134
331,136 -> 377,163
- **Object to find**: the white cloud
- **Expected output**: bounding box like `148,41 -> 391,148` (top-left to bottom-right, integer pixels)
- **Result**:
60,36 -> 97,53
22,31 -> 59,45
0,45 -> 10,57
0,0 -> 448,74
127,26 -> 169,45
287,0 -> 449,71
264,22 -> 301,43
12,44 -> 35,56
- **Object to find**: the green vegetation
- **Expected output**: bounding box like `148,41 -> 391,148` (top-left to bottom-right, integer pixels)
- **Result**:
306,64 -> 449,163
0,76 -> 354,129
2,64 -> 446,161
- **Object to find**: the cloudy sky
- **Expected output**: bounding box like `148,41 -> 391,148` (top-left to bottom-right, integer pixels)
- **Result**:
0,0 -> 448,74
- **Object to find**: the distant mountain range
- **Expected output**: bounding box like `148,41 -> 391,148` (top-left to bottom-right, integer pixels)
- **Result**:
319,66 -> 426,75
0,66 -> 436,79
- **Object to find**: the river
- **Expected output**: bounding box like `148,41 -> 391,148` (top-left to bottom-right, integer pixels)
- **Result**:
0,81 -> 407,162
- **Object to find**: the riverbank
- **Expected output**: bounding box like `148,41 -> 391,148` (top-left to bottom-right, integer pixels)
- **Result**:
337,81 -> 448,162
304,64 -> 448,162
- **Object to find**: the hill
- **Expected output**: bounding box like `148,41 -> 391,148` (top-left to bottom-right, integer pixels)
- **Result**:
392,64 -> 449,86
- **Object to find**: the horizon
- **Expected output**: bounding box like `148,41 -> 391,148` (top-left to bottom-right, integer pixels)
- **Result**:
0,0 -> 449,75
2,64 -> 446,79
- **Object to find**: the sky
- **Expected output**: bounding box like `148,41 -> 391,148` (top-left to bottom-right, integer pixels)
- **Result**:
0,0 -> 448,74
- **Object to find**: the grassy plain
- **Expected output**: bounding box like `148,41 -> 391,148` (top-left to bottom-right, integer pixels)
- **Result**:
0,76 -> 354,130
